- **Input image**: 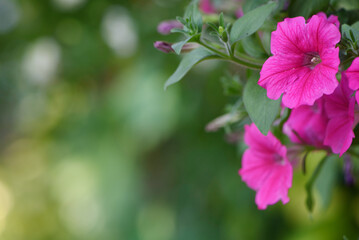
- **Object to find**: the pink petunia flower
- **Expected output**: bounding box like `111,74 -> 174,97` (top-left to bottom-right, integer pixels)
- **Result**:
324,73 -> 356,156
258,14 -> 341,108
239,123 -> 292,210
284,97 -> 329,148
199,0 -> 216,14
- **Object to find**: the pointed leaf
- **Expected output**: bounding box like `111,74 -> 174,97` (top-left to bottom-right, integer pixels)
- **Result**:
243,72 -> 280,134
164,47 -> 215,90
230,2 -> 277,44
172,37 -> 192,55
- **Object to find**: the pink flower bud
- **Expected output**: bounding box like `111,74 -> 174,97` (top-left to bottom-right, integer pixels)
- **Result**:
157,20 -> 183,35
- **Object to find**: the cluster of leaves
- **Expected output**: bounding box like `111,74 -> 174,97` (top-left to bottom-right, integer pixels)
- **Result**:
165,0 -> 280,135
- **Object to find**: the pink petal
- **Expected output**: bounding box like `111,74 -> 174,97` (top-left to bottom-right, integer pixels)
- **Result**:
255,163 -> 292,210
308,12 -> 340,28
324,115 -> 355,156
346,57 -> 359,90
306,15 -> 341,53
270,17 -> 307,55
324,74 -> 356,156
243,124 -> 285,155
284,97 -> 328,147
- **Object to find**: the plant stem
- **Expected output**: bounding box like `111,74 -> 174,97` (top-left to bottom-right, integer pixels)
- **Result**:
279,108 -> 292,133
305,155 -> 329,212
197,40 -> 263,70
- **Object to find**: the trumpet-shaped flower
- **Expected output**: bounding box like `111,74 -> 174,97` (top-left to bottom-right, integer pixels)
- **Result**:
324,73 -> 356,156
258,14 -> 341,108
239,123 -> 292,210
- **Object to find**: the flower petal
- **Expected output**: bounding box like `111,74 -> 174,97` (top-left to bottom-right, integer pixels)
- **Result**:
346,57 -> 359,91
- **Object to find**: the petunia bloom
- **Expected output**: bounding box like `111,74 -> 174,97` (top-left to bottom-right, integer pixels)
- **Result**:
284,97 -> 328,148
239,123 -> 293,210
258,14 -> 341,108
323,73 -> 356,156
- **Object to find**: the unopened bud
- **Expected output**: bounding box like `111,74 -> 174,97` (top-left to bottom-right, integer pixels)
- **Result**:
154,41 -> 174,53
154,41 -> 199,53
235,7 -> 243,18
157,20 -> 183,35
218,26 -> 224,35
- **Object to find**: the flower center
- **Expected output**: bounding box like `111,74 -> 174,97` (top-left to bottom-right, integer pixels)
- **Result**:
303,52 -> 321,69
273,153 -> 285,165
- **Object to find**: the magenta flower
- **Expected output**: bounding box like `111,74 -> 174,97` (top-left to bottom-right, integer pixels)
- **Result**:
324,73 -> 356,156
199,0 -> 216,14
258,14 -> 341,108
284,97 -> 328,148
239,123 -> 292,210
157,20 -> 183,35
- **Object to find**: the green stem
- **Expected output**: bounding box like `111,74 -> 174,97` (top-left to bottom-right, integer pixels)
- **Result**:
197,41 -> 262,70
305,155 -> 329,213
235,52 -> 266,65
279,108 -> 292,133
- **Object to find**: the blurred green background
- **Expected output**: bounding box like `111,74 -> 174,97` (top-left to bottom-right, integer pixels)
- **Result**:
0,0 -> 358,239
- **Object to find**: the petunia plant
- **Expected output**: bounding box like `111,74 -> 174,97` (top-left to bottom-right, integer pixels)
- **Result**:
155,0 -> 359,212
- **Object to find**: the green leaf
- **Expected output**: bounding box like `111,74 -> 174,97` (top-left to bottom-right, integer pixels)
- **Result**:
219,12 -> 224,27
315,155 -> 338,209
288,0 -> 330,19
242,72 -> 281,135
230,1 -> 277,44
342,24 -> 359,42
164,47 -> 215,90
240,35 -> 267,58
172,37 -> 192,55
184,1 -> 203,33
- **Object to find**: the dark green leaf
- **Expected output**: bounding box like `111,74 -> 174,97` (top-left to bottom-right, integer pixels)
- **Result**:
164,47 -> 215,90
240,35 -> 267,58
242,72 -> 281,134
230,2 -> 277,44
289,0 -> 330,19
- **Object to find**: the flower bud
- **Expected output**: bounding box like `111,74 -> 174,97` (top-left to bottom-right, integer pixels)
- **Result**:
157,20 -> 183,35
154,41 -> 173,53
